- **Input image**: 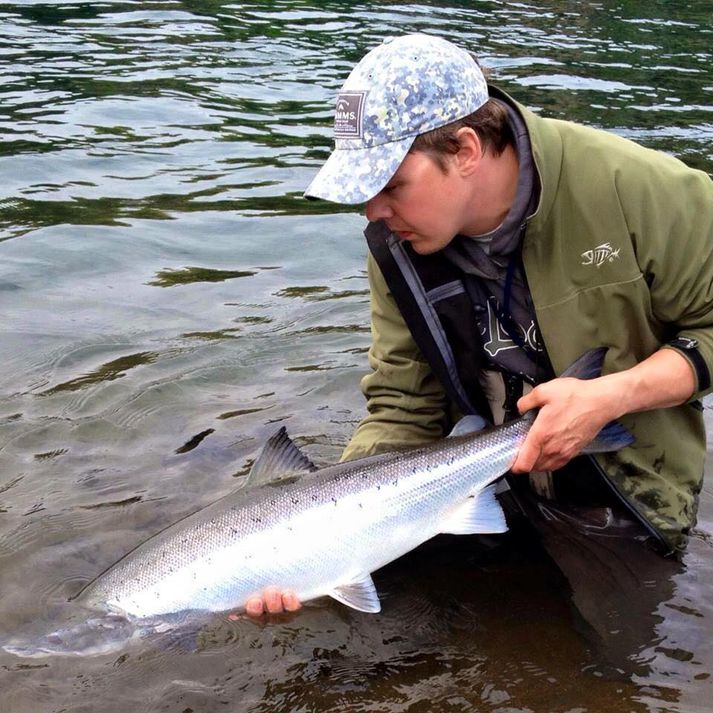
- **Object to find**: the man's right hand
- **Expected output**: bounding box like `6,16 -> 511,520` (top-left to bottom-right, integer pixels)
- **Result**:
245,587 -> 302,617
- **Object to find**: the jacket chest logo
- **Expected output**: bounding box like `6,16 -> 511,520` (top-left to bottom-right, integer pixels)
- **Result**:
581,242 -> 621,268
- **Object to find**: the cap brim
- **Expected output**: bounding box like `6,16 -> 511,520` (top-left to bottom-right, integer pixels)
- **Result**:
304,135 -> 415,205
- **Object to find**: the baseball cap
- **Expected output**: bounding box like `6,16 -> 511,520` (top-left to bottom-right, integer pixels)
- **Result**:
304,33 -> 489,205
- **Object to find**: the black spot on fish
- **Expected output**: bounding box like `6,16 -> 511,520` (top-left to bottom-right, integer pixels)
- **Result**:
292,498 -> 299,505
332,497 -> 337,506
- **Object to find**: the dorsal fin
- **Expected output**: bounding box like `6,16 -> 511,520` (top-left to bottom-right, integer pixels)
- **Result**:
245,427 -> 317,487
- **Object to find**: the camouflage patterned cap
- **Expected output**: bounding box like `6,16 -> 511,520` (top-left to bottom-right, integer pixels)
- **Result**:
304,33 -> 489,205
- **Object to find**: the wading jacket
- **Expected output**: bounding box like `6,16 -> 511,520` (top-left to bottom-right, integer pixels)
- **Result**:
342,88 -> 713,554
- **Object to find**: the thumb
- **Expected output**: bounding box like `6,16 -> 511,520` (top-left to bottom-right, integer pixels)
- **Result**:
511,431 -> 540,473
516,389 -> 540,416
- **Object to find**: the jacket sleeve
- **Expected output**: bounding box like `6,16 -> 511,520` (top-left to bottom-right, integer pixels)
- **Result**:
619,154 -> 713,398
340,252 -> 452,462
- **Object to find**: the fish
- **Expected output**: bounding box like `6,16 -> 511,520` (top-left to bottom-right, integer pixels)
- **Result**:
2,348 -> 633,658
581,242 -> 621,268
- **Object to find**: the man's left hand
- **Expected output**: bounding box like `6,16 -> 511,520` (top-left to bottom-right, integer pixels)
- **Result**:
510,376 -> 620,473
510,347 -> 697,474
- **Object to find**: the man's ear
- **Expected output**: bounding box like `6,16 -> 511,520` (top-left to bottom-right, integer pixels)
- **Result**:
453,127 -> 482,176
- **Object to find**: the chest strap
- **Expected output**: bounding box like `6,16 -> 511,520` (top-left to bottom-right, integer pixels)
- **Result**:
366,221 -> 492,420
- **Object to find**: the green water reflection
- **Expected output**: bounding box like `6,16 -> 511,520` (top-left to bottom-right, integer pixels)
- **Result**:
41,351 -> 160,395
148,266 -> 258,287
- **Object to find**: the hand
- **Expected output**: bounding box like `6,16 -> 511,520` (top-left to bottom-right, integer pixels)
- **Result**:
510,348 -> 696,474
510,376 -> 620,473
244,587 -> 302,617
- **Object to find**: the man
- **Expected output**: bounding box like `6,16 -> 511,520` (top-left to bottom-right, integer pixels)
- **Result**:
246,33 -> 713,617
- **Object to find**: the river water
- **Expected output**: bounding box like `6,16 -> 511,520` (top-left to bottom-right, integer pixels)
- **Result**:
0,1 -> 711,711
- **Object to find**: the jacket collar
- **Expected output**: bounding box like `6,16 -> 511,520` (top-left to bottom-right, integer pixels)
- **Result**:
488,85 -> 564,236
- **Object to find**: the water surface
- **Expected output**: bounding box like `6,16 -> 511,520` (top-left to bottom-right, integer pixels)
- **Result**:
1,1 -> 712,711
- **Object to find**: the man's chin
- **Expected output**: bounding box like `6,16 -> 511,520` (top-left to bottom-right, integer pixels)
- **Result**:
410,241 -> 443,255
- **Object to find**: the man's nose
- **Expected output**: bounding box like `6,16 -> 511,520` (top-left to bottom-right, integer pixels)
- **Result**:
365,192 -> 392,222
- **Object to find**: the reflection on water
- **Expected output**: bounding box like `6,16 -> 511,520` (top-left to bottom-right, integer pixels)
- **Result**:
0,1 -> 712,711
147,266 -> 259,287
42,351 -> 161,395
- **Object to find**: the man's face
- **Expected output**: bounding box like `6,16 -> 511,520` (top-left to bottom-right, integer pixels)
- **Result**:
364,150 -> 468,255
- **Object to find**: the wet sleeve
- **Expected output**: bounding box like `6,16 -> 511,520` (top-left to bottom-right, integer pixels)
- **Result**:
340,253 -> 451,462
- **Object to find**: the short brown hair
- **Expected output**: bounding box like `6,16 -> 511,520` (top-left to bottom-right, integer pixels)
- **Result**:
410,98 -> 514,171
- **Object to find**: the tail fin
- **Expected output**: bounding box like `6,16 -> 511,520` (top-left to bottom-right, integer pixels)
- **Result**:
583,420 -> 635,453
563,348 -> 635,452
560,347 -> 608,380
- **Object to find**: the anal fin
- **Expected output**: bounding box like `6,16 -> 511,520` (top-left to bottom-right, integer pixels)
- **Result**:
440,483 -> 508,535
330,574 -> 381,613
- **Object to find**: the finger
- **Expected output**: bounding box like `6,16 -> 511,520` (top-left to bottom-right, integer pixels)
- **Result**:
516,390 -> 543,415
511,438 -> 540,473
263,586 -> 284,614
245,597 -> 264,617
513,415 -> 550,472
516,396 -> 533,416
282,590 -> 302,612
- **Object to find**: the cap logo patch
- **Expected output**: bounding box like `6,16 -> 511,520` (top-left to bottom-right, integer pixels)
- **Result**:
334,91 -> 367,139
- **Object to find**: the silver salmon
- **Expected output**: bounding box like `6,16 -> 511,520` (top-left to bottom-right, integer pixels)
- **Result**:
3,348 -> 632,657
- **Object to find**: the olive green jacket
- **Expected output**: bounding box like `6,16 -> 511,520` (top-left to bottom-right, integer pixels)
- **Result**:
342,94 -> 713,553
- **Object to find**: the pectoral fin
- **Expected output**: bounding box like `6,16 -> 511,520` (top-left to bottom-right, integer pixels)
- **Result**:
330,574 -> 381,613
440,484 -> 508,535
448,414 -> 489,437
